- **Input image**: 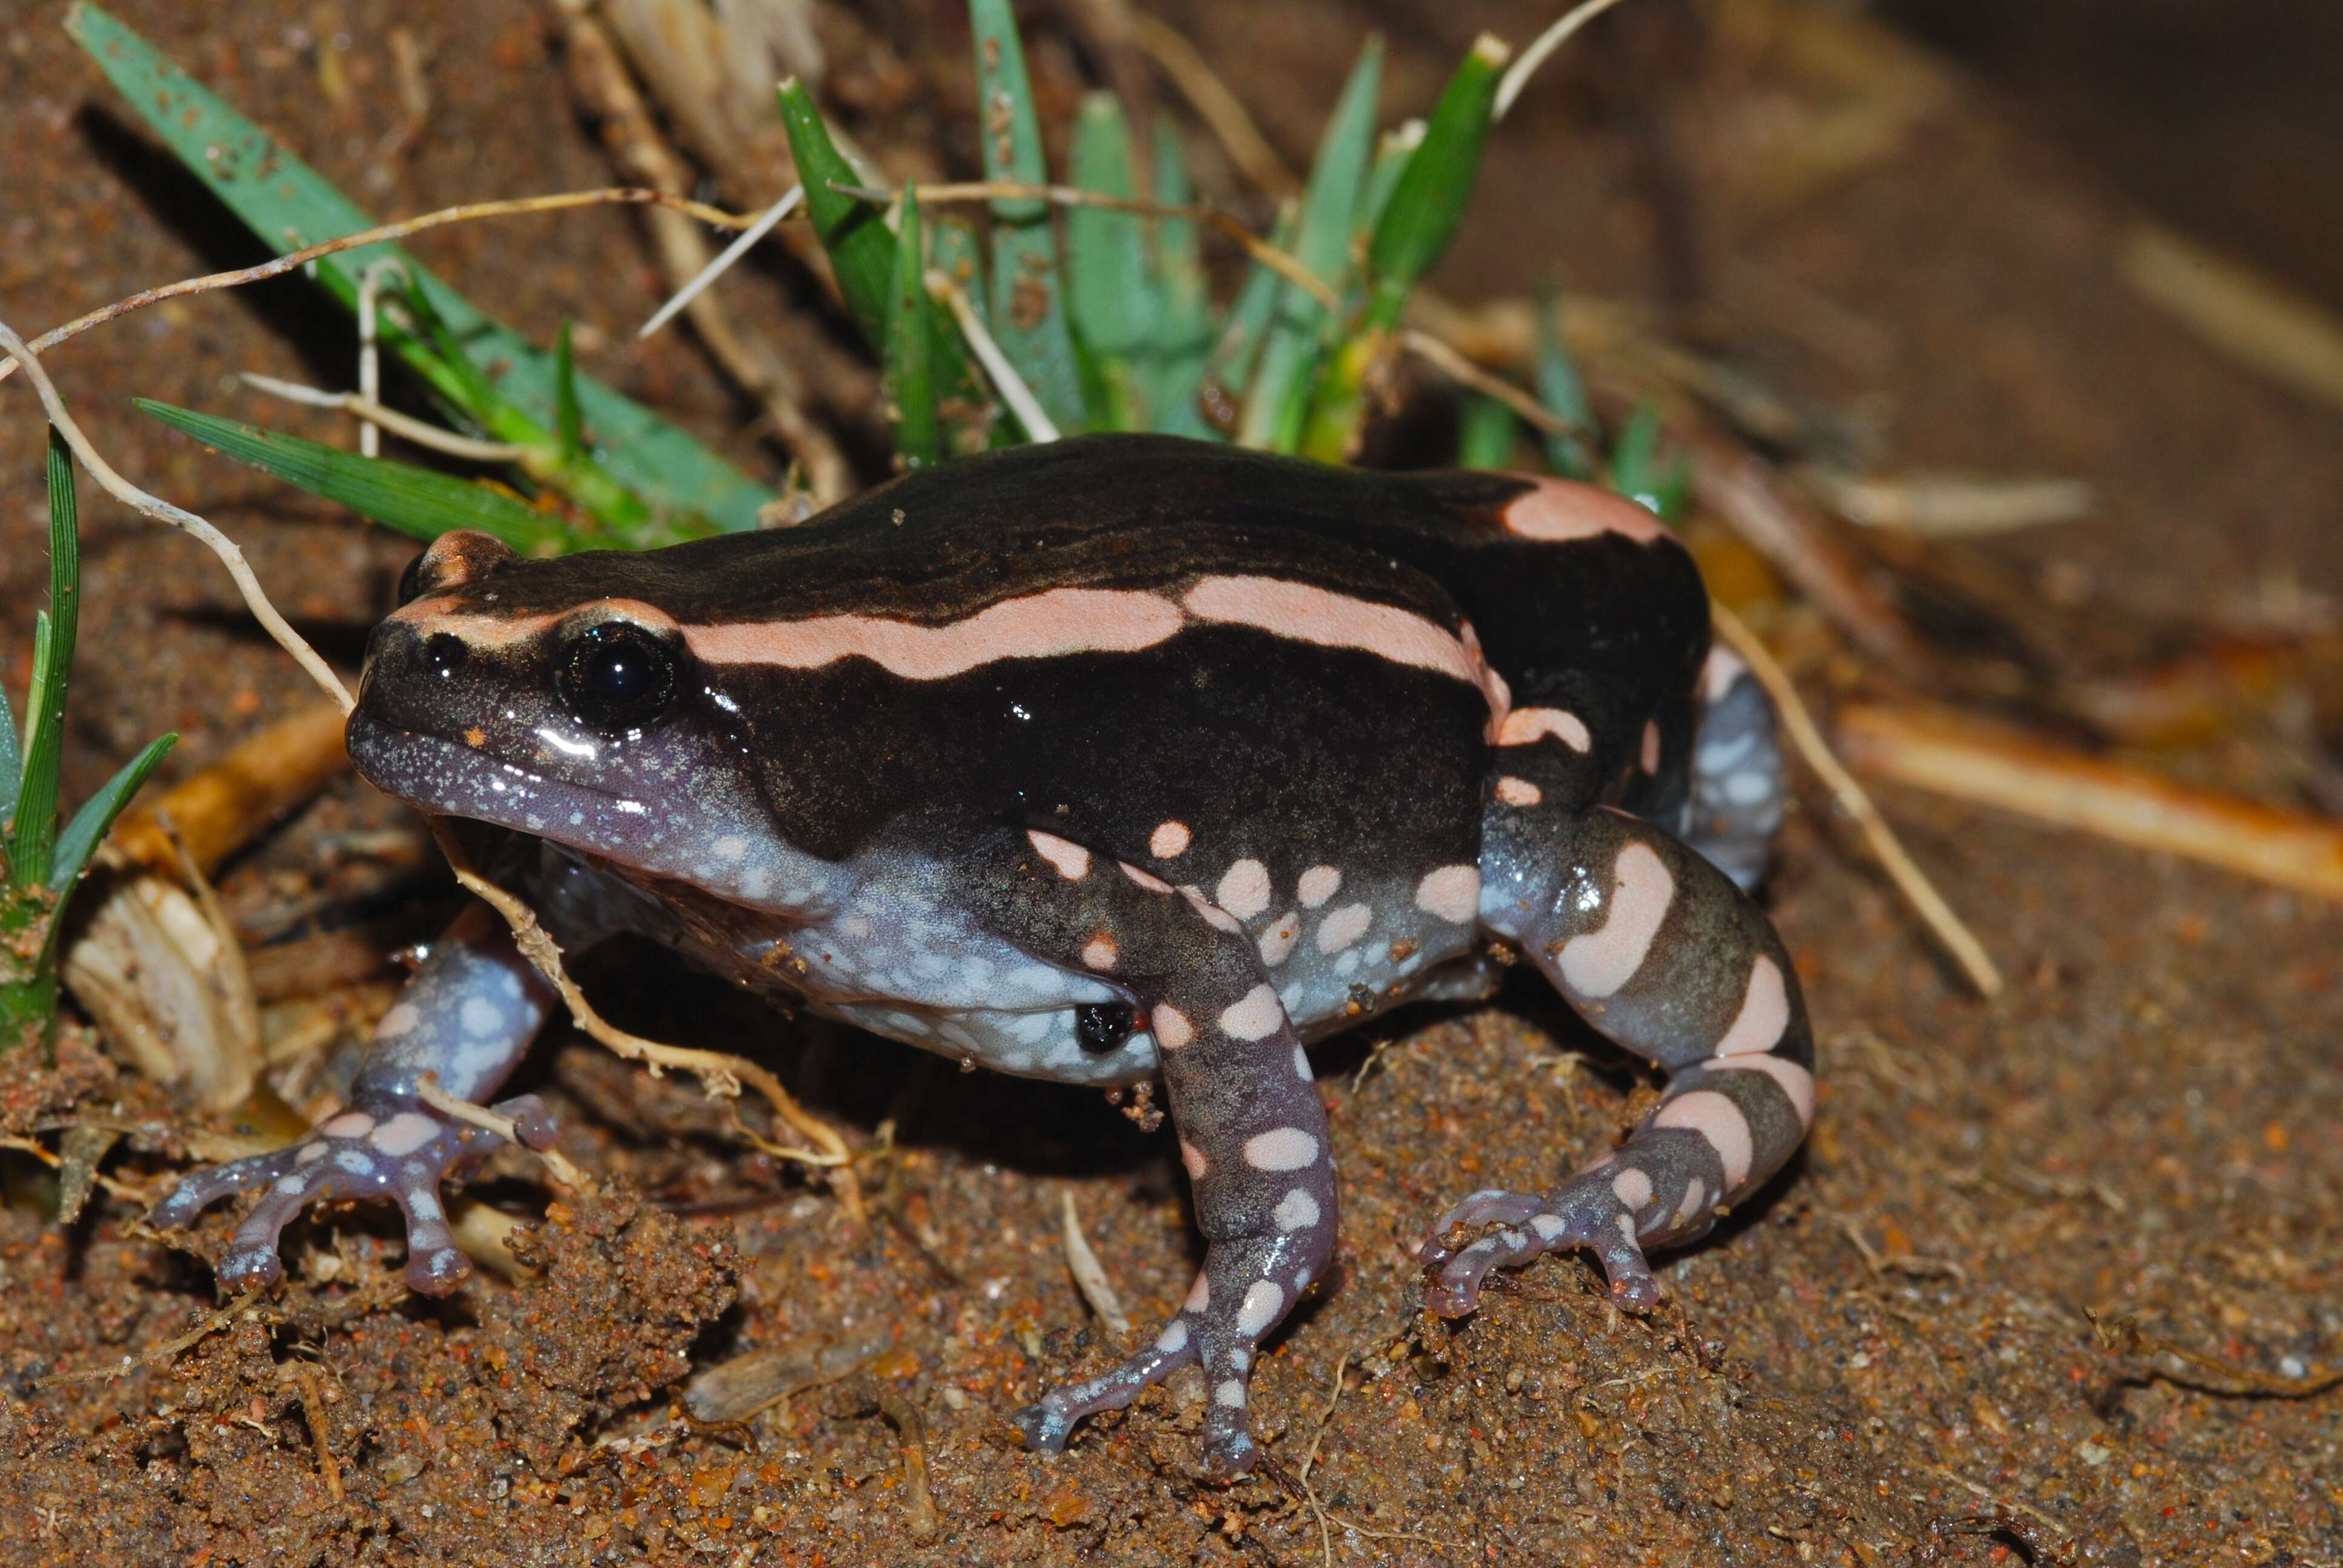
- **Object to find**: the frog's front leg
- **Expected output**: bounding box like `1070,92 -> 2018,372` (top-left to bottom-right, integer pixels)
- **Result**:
1426,803 -> 1815,1315
972,829 -> 1335,1477
150,903 -> 559,1293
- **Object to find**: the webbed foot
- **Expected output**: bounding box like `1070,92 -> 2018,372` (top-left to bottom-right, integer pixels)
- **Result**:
1417,1171 -> 1660,1318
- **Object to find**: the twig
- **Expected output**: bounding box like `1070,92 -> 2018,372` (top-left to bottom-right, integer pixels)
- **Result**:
2085,1307 -> 2343,1399
2120,222 -> 2343,414
926,269 -> 1060,443
36,1304 -> 257,1386
1400,329 -> 1586,436
235,371 -> 529,462
1709,603 -> 2004,998
426,820 -> 867,1225
1495,0 -> 1636,119
845,179 -> 1338,312
356,260 -> 405,460
874,1385 -> 940,1539
110,700 -> 349,877
1800,467 -> 2094,537
413,1074 -> 595,1191
637,186 -> 803,341
0,188 -> 759,384
291,1362 -> 344,1503
1129,11 -> 1299,195
1059,1187 -> 1132,1341
0,320 -> 354,711
1835,701 -> 2343,904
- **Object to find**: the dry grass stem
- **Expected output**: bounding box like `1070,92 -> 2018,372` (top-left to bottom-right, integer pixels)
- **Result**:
1835,701 -> 2343,903
926,269 -> 1061,442
1400,328 -> 1585,435
0,319 -> 355,711
235,371 -> 530,462
1495,0 -> 1627,118
875,1385 -> 940,1538
637,186 -> 804,341
111,701 -> 350,876
290,1362 -> 344,1501
2120,223 -> 2343,414
1801,468 -> 2094,536
1129,11 -> 1299,195
855,180 -> 1338,311
0,188 -> 757,385
1058,1187 -> 1132,1341
413,1076 -> 595,1190
1710,604 -> 2005,998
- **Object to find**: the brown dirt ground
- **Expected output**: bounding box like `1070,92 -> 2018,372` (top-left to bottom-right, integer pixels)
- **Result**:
1,2 -> 2338,1564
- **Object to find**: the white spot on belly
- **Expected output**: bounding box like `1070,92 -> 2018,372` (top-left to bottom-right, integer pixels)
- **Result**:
1653,1089 -> 1754,1187
1244,1127 -> 1320,1171
1496,707 -> 1591,751
460,996 -> 506,1039
712,834 -> 749,860
1235,1279 -> 1285,1336
274,1175 -> 306,1195
1716,956 -> 1790,1057
1216,858 -> 1271,920
1611,1167 -> 1654,1210
1152,1004 -> 1194,1050
1495,776 -> 1542,806
1027,830 -> 1090,879
369,1111 -> 441,1157
1558,843 -> 1674,998
1530,1213 -> 1567,1242
1217,983 -> 1283,1042
1259,910 -> 1300,966
1297,866 -> 1342,908
1708,1052 -> 1817,1128
1273,1188 -> 1321,1232
333,1149 -> 376,1176
405,1189 -> 444,1223
1150,820 -> 1191,858
1156,1319 -> 1190,1353
320,1111 -> 376,1139
1724,768 -> 1774,805
738,865 -> 773,900
1316,902 -> 1372,955
1415,865 -> 1481,924
1215,1379 -> 1248,1408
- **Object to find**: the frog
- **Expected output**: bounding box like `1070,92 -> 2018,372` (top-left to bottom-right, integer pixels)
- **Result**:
151,433 -> 1810,1477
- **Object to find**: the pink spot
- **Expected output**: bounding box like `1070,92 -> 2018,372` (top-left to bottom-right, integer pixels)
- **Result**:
1708,1053 -> 1817,1128
1498,475 -> 1667,544
1495,776 -> 1542,807
1414,865 -> 1481,924
1558,843 -> 1674,998
1242,1127 -> 1320,1171
1185,1272 -> 1211,1311
1216,858 -> 1271,920
1674,1178 -> 1708,1227
1152,1004 -> 1194,1051
386,606 -> 560,648
1180,887 -> 1244,934
1715,956 -> 1790,1057
687,587 -> 1185,679
1496,707 -> 1591,752
1121,861 -> 1174,893
1259,912 -> 1300,966
1702,644 -> 1749,704
1217,983 -> 1284,1042
1150,820 -> 1191,858
1653,1090 -> 1754,1187
1180,1140 -> 1209,1180
1182,577 -> 1480,690
1641,718 -> 1662,773
1081,933 -> 1119,971
1611,1166 -> 1654,1211
320,1111 -> 376,1139
1297,866 -> 1342,908
1027,830 -> 1090,880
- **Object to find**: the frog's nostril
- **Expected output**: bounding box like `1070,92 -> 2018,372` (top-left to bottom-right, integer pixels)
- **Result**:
424,633 -> 470,678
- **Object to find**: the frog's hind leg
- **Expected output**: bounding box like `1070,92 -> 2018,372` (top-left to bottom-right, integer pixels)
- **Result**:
1433,802 -> 1814,1315
967,828 -> 1337,1477
1680,645 -> 1784,891
150,903 -> 562,1294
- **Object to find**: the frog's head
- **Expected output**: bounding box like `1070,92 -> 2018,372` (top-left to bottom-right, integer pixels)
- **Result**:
349,531 -> 831,912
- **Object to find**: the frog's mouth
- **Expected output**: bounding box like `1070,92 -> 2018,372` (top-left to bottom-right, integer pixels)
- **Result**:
344,711 -> 666,866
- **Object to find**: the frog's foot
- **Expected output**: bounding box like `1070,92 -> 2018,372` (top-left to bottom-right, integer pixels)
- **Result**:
1417,1171 -> 1660,1318
149,1092 -> 558,1294
1012,1322 -> 1208,1464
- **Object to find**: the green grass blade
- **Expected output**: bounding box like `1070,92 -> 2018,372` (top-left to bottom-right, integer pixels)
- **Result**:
885,191 -> 941,469
1358,120 -> 1424,247
1607,403 -> 1687,520
11,434 -> 82,889
1147,121 -> 1218,439
1067,94 -> 1154,431
139,400 -> 583,553
67,2 -> 771,532
48,733 -> 175,901
1238,38 -> 1383,451
0,667 -> 17,841
1200,203 -> 1298,428
1457,394 -> 1518,468
554,320 -> 585,463
968,0 -> 1087,434
1364,34 -> 1509,332
1535,294 -> 1596,479
776,77 -> 894,348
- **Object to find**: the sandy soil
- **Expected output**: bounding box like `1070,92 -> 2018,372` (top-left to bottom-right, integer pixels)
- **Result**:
1,2 -> 2336,1564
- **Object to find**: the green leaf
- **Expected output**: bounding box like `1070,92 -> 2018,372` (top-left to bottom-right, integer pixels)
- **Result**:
968,0 -> 1087,434
1457,394 -> 1518,469
1534,293 -> 1596,480
67,2 -> 772,532
1363,33 -> 1509,332
1239,38 -> 1382,451
48,733 -> 175,902
1146,121 -> 1218,439
1200,202 -> 1298,429
0,667 -> 17,843
1606,402 -> 1688,520
776,77 -> 894,350
885,190 -> 941,470
1067,94 -> 1154,431
10,434 -> 81,890
554,319 -> 585,464
139,400 -> 588,553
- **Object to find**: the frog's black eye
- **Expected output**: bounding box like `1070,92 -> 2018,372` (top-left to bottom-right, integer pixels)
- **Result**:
1075,1002 -> 1136,1054
556,621 -> 677,731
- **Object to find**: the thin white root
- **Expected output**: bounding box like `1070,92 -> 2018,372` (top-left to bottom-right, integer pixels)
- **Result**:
235,371 -> 528,462
1059,1187 -> 1132,1341
926,269 -> 1060,442
638,185 -> 804,341
1495,0 -> 1631,119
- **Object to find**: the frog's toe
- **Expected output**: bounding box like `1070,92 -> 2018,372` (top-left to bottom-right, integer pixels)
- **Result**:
1009,1399 -> 1076,1455
1199,1423 -> 1261,1480
1420,1181 -> 1658,1317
